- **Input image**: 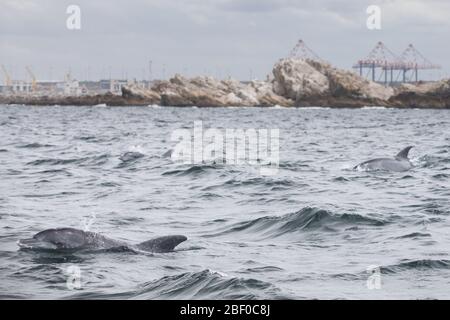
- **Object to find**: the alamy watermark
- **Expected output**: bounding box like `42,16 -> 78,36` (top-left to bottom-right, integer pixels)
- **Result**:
66,5 -> 81,30
62,213 -> 96,290
366,5 -> 381,30
366,265 -> 382,290
66,265 -> 82,290
170,121 -> 280,176
82,213 -> 97,232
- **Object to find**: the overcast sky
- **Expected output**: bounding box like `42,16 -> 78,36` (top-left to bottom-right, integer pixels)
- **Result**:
1,0 -> 449,82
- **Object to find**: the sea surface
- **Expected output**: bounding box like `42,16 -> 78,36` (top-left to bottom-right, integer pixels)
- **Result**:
0,104 -> 449,300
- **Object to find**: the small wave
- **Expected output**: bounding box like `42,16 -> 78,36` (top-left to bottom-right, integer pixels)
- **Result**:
199,192 -> 225,199
0,149 -> 7,153
418,155 -> 450,168
132,269 -> 280,300
278,161 -> 311,172
224,177 -> 296,188
333,176 -> 350,182
119,152 -> 145,162
116,152 -> 145,168
17,143 -> 54,149
269,105 -> 288,109
99,181 -> 120,187
361,106 -> 387,110
75,135 -> 98,142
207,207 -> 386,238
382,259 -> 450,273
432,173 -> 449,180
162,164 -> 221,177
34,169 -> 72,176
27,154 -> 109,167
27,158 -> 85,166
394,232 -> 431,239
301,106 -> 331,110
243,266 -> 284,273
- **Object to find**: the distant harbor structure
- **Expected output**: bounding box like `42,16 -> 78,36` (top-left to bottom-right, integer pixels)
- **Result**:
353,41 -> 441,85
289,39 -> 324,62
0,40 -> 444,95
0,65 -> 138,96
287,39 -> 442,85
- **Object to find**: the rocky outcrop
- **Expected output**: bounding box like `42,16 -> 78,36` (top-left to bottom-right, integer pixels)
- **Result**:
273,59 -> 329,100
389,79 -> 450,108
272,58 -> 394,107
124,75 -> 292,107
123,58 -> 399,108
122,86 -> 160,104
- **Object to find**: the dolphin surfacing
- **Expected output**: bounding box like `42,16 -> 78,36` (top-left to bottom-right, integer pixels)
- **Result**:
354,146 -> 414,172
18,228 -> 187,253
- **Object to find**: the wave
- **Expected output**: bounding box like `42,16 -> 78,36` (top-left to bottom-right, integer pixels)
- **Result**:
301,106 -> 331,110
17,143 -> 54,149
207,207 -> 386,239
277,160 -> 311,172
119,151 -> 145,162
432,173 -> 450,180
269,105 -> 288,109
417,155 -> 450,168
361,106 -> 387,110
66,269 -> 283,300
75,135 -> 100,142
27,158 -> 86,166
242,266 -> 284,273
162,164 -> 222,177
394,232 -> 431,239
116,152 -> 145,168
132,269 -> 281,300
27,154 -> 109,167
382,259 -> 450,274
223,177 -> 296,189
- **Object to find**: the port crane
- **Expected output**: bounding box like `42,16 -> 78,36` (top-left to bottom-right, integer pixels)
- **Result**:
25,66 -> 37,92
1,65 -> 12,87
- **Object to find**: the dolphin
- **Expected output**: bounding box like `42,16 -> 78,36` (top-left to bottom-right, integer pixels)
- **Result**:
354,146 -> 414,172
18,228 -> 187,254
162,149 -> 173,158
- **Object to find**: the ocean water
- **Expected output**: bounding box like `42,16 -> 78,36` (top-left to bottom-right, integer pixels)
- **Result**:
0,104 -> 449,300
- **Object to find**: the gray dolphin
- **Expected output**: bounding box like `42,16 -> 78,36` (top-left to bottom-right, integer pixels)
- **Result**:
18,228 -> 187,254
354,146 -> 414,172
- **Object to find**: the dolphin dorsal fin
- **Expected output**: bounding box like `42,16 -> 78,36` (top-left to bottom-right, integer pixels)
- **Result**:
396,146 -> 414,159
136,235 -> 187,253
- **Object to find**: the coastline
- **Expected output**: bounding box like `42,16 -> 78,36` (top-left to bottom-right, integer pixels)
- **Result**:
2,58 -> 449,109
2,92 -> 449,109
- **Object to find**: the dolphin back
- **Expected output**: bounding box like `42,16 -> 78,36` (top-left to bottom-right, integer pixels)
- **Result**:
136,235 -> 187,253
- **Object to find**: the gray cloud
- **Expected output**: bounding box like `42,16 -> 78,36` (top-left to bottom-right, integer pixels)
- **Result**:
0,0 -> 449,82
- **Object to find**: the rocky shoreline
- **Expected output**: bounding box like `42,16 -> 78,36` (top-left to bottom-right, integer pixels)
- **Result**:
1,59 -> 449,109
